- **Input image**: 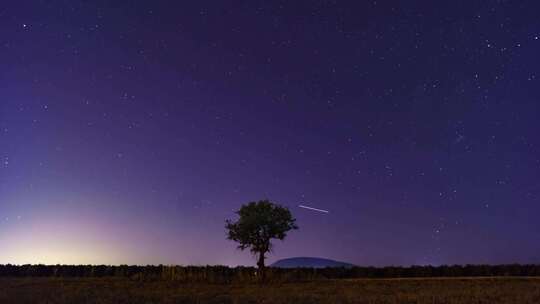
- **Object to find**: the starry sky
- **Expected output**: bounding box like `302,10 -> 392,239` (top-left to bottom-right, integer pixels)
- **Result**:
1,1 -> 539,267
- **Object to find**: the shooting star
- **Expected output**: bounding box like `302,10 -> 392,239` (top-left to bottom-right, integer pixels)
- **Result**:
298,205 -> 329,214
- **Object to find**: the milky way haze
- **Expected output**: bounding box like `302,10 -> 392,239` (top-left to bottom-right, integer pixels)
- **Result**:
1,1 -> 539,266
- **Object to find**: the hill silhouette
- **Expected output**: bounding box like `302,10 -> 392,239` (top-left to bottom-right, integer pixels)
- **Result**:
271,257 -> 355,268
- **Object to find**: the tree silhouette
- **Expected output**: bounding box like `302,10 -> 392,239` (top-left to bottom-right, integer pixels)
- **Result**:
225,200 -> 298,280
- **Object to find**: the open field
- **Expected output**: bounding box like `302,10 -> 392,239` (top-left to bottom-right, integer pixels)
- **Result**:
1,277 -> 539,304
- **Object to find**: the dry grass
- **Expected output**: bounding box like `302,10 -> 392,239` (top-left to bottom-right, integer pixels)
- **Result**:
1,277 -> 539,304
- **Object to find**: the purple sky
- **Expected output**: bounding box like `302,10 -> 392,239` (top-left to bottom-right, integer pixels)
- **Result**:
1,1 -> 539,266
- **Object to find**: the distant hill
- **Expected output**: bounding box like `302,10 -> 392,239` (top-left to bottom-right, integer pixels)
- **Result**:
271,257 -> 355,268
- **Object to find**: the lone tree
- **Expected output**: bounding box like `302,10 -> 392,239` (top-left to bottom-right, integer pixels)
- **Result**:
225,200 -> 298,279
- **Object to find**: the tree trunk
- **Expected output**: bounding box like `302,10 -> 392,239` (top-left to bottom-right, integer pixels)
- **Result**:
257,251 -> 266,282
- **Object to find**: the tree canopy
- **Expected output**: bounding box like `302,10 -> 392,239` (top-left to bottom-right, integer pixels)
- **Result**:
225,200 -> 298,277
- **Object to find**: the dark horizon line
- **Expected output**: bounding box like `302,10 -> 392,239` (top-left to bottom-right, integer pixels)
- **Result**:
1,263 -> 539,267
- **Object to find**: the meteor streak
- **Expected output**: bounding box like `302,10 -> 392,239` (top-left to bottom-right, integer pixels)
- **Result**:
298,205 -> 329,213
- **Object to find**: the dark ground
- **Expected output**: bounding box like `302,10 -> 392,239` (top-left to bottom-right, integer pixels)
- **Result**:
1,277 -> 539,304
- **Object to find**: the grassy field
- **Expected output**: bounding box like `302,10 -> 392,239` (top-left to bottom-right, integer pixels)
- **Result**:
1,277 -> 539,304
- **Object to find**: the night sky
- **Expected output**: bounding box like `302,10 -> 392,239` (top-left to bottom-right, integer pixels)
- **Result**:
1,1 -> 539,267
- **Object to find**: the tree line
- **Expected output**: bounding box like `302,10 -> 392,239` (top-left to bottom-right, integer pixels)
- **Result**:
0,264 -> 538,282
